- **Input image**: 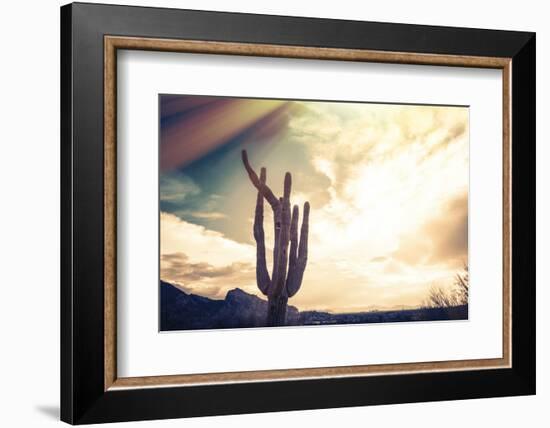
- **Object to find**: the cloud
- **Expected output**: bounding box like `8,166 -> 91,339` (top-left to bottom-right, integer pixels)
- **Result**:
288,103 -> 468,199
281,102 -> 468,308
160,212 -> 257,298
392,192 -> 468,268
169,210 -> 228,221
162,252 -> 250,280
423,193 -> 468,264
160,172 -> 200,204
161,252 -> 254,297
187,211 -> 227,220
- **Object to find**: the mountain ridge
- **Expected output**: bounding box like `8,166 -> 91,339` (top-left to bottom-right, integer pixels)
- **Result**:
160,280 -> 468,331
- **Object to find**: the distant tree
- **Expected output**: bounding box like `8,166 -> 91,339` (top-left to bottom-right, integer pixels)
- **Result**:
454,264 -> 469,305
423,264 -> 469,308
423,285 -> 458,308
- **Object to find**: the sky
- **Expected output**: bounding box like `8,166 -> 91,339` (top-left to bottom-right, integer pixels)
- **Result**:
159,94 -> 469,312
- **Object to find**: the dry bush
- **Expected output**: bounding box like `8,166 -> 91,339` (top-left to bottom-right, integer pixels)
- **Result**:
423,265 -> 469,308
423,285 -> 458,308
454,264 -> 469,305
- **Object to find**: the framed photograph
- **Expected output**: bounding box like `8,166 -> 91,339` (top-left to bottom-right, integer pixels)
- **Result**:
60,2 -> 535,424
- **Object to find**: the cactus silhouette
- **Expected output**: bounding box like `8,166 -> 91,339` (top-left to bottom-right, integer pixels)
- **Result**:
242,150 -> 310,326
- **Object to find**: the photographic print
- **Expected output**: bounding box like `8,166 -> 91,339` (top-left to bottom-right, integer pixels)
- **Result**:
159,94 -> 469,331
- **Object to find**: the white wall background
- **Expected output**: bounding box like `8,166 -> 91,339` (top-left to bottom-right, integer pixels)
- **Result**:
0,0 -> 546,427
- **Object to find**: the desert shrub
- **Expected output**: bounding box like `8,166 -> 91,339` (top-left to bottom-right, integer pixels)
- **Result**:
422,265 -> 469,308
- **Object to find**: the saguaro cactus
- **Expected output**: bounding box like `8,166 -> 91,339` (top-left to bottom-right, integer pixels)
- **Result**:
242,150 -> 310,326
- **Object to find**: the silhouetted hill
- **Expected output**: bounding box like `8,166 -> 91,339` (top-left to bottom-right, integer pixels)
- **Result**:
160,280 -> 467,331
160,281 -> 298,331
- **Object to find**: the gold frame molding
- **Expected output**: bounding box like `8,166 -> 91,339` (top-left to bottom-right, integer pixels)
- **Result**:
104,35 -> 512,391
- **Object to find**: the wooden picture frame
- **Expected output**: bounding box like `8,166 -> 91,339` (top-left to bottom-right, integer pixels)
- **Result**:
61,2 -> 535,424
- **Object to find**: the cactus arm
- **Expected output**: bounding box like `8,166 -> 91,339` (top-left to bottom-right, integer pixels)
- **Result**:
283,171 -> 292,200
270,197 -> 284,296
272,174 -> 292,296
298,201 -> 310,269
287,205 -> 299,272
271,202 -> 281,293
254,167 -> 271,295
285,205 -> 299,296
242,150 -> 279,208
287,201 -> 309,297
